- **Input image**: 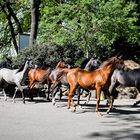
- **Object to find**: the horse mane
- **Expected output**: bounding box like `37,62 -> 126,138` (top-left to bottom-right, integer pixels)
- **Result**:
100,57 -> 116,68
79,58 -> 91,69
16,62 -> 25,73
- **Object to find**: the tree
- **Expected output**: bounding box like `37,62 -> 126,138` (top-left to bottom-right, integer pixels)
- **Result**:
29,0 -> 41,47
39,0 -> 140,59
0,0 -> 30,56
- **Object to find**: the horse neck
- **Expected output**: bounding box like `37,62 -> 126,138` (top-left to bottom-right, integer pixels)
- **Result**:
101,64 -> 116,77
56,63 -> 63,68
84,62 -> 92,71
20,61 -> 29,75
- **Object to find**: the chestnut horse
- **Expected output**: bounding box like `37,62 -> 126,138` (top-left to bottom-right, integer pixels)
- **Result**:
28,60 -> 69,100
66,55 -> 125,114
50,58 -> 101,105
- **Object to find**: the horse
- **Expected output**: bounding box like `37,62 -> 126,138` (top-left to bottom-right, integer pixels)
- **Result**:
28,59 -> 70,101
108,68 -> 140,112
49,57 -> 101,105
66,55 -> 125,115
0,58 -> 33,103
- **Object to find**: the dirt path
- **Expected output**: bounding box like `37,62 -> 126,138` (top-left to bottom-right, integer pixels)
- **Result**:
0,96 -> 140,140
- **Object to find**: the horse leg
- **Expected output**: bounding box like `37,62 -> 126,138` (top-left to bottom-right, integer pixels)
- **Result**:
76,87 -> 81,105
16,84 -> 25,104
28,81 -> 36,101
95,87 -> 102,115
132,100 -> 140,107
132,87 -> 140,107
28,88 -> 34,101
2,88 -> 7,101
1,81 -> 8,101
52,86 -> 59,105
107,95 -> 114,114
85,91 -> 91,104
107,80 -> 118,113
51,81 -> 60,104
46,82 -> 51,101
12,87 -> 18,103
103,89 -> 110,106
68,85 -> 78,112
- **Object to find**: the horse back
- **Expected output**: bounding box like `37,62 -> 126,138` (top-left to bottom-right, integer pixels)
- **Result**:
67,68 -> 106,90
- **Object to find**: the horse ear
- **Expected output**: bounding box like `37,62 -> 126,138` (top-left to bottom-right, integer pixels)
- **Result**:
116,52 -> 123,59
61,58 -> 64,62
26,57 -> 32,61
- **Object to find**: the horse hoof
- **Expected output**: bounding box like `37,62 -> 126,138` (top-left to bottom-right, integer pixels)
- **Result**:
132,103 -> 136,107
107,110 -> 110,114
68,108 -> 76,112
84,102 -> 88,104
96,112 -> 103,116
68,108 -> 72,112
52,102 -> 56,106
78,105 -> 82,109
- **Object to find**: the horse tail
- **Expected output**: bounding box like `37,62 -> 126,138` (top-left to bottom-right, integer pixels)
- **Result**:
42,67 -> 52,83
55,69 -> 70,82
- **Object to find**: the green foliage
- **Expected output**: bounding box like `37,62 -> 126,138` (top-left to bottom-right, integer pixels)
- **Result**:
0,0 -> 31,57
0,0 -> 140,63
13,43 -> 84,67
39,0 -> 139,59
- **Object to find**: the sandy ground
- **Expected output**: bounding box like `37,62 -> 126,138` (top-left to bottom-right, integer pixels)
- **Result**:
0,95 -> 140,140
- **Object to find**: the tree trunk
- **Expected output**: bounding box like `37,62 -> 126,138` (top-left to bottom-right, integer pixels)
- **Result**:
6,2 -> 23,34
29,0 -> 41,47
0,3 -> 19,53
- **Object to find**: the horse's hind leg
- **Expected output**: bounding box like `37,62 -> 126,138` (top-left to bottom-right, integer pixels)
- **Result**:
85,90 -> 91,104
46,83 -> 51,101
2,89 -> 7,101
132,100 -> 140,107
2,82 -> 8,101
76,87 -> 81,105
52,86 -> 59,105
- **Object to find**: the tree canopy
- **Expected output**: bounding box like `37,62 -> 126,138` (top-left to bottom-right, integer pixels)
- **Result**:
0,0 -> 140,64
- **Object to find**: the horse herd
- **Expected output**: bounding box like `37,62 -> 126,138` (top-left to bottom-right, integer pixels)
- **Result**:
0,55 -> 140,115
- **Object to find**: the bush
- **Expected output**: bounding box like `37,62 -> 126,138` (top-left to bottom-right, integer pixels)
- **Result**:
13,43 -> 84,68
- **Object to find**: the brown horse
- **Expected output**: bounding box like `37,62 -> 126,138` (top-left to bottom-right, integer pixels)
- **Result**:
66,55 -> 125,114
28,60 -> 69,100
49,58 -> 101,105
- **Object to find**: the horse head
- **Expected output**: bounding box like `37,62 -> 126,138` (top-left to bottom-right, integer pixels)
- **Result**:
112,55 -> 125,70
84,58 -> 101,71
26,58 -> 33,69
55,60 -> 70,68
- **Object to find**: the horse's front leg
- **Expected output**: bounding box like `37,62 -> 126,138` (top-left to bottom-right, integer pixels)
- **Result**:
68,87 -> 76,111
16,84 -> 25,104
107,80 -> 117,113
13,87 -> 18,103
107,95 -> 114,114
95,87 -> 102,115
